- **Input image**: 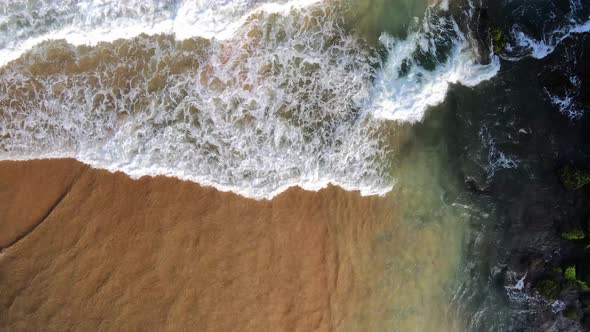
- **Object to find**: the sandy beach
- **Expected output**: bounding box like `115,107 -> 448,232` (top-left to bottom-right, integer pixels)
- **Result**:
0,158 -> 460,331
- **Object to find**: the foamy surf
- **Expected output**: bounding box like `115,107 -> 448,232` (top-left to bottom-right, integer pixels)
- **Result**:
0,0 -> 322,67
502,0 -> 590,61
509,19 -> 590,60
0,0 -> 503,199
0,4 -> 394,200
370,9 -> 500,122
497,0 -> 590,120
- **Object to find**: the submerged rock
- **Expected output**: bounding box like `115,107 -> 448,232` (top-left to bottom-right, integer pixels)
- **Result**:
491,28 -> 506,54
471,6 -> 492,64
565,266 -> 578,282
565,306 -> 580,321
535,277 -> 562,300
561,229 -> 586,241
560,165 -> 590,191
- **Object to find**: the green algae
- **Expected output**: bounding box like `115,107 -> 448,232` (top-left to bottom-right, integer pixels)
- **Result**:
534,266 -> 588,301
559,165 -> 590,190
491,28 -> 506,53
561,229 -> 586,240
577,280 -> 590,291
564,306 -> 578,320
535,279 -> 561,300
565,266 -> 577,281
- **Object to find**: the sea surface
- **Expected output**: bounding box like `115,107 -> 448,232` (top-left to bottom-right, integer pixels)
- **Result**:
1,0 -> 590,330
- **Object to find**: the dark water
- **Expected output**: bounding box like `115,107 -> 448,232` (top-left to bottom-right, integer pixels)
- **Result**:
346,0 -> 590,328
417,1 -> 590,329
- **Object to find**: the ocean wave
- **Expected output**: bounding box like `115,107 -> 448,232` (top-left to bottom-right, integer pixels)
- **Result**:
503,0 -> 590,60
0,0 -> 502,199
509,19 -> 590,60
0,5 -> 393,199
0,0 -> 322,67
370,6 -> 499,122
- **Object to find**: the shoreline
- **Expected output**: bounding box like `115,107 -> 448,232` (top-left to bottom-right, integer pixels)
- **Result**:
0,155 -> 393,200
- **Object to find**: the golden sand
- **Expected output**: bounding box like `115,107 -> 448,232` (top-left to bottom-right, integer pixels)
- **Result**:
0,158 -> 462,331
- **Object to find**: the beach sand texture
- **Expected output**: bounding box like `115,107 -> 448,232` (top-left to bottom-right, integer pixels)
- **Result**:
0,158 -> 458,331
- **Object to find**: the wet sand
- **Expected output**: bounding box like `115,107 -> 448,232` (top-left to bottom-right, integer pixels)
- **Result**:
0,158 -> 461,331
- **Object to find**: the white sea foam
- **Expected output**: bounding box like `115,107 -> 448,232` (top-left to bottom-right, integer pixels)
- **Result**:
496,0 -> 590,119
478,127 -> 519,180
505,272 -> 528,303
369,11 -> 500,122
0,0 -> 321,67
0,0 -> 503,199
0,5 -> 394,199
545,86 -> 584,121
510,19 -> 590,60
504,0 -> 590,60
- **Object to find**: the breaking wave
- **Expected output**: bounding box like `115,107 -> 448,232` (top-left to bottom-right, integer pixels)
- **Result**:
498,0 -> 590,120
503,0 -> 590,60
0,0 -> 322,67
370,5 -> 499,122
0,0 -> 502,199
